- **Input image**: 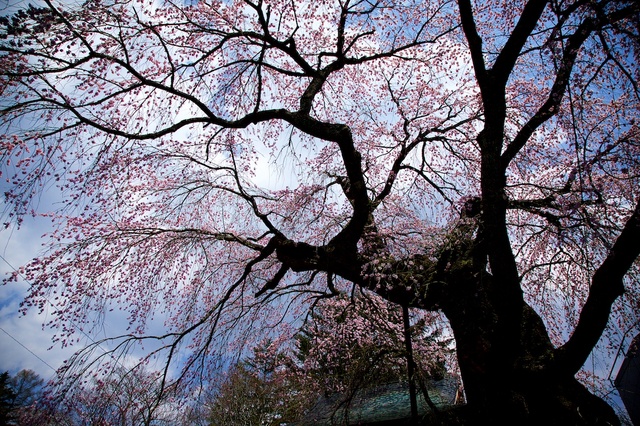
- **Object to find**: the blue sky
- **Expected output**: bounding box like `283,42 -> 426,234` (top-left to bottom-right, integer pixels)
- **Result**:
0,212 -> 179,383
0,2 -> 636,422
0,213 -> 74,381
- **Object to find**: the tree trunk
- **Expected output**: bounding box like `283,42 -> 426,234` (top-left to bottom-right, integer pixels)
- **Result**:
438,270 -> 620,425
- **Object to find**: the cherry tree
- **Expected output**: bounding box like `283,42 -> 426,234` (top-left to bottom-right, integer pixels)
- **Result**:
1,0 -> 639,423
65,366 -> 180,426
296,289 -> 453,396
16,366 -> 182,426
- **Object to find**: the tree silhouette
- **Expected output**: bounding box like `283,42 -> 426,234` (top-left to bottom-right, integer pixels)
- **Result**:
0,372 -> 17,425
1,0 -> 639,423
0,370 -> 44,425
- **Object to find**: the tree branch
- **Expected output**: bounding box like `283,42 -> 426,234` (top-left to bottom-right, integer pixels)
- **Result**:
555,199 -> 640,375
501,3 -> 640,168
457,0 -> 487,86
491,0 -> 549,85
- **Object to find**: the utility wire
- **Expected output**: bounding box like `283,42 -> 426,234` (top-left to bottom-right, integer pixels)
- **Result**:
0,326 -> 57,372
0,252 -> 126,371
0,252 -> 171,415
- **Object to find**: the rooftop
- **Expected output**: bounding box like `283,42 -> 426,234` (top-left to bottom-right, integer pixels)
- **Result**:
294,375 -> 461,426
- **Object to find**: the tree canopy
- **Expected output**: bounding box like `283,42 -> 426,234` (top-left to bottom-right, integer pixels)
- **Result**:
1,0 -> 639,423
0,369 -> 45,425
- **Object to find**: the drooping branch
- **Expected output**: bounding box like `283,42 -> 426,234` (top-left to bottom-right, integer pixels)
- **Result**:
255,263 -> 290,297
490,0 -> 549,85
501,3 -> 640,168
555,199 -> 640,375
507,129 -> 636,229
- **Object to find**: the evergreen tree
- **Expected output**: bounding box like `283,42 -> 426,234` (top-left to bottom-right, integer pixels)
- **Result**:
0,372 -> 17,426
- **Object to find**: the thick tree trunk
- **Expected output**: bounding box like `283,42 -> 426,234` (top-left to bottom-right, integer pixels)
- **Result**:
441,373 -> 620,425
438,271 -> 620,425
450,321 -> 620,424
277,196 -> 640,426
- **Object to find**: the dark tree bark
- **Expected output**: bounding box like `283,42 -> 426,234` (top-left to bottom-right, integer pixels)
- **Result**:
271,1 -> 640,423
2,0 -> 639,424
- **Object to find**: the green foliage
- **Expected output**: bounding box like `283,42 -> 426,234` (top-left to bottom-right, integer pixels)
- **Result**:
0,372 -> 17,426
207,344 -> 313,426
0,370 -> 44,426
205,292 -> 454,426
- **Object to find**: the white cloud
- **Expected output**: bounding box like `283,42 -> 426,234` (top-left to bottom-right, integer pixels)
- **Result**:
0,216 -> 75,380
0,215 -> 177,382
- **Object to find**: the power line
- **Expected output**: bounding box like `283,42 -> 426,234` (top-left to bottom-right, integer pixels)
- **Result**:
0,252 -> 127,372
0,326 -> 57,372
